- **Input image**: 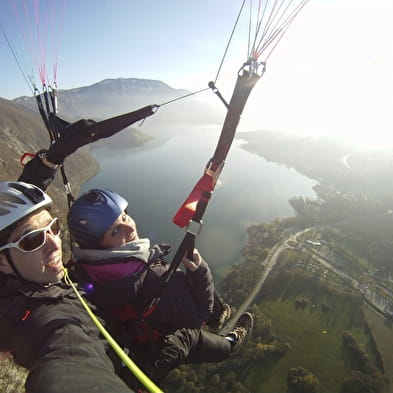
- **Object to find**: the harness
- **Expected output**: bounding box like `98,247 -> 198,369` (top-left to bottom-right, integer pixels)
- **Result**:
70,244 -> 172,391
71,244 -> 172,343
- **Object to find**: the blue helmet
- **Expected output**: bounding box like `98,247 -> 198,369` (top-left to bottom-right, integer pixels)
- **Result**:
68,188 -> 128,249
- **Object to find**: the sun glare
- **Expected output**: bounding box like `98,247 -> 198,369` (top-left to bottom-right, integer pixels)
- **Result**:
235,0 -> 393,152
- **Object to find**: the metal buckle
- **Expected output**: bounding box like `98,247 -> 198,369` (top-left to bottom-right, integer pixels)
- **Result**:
186,220 -> 203,236
205,159 -> 225,185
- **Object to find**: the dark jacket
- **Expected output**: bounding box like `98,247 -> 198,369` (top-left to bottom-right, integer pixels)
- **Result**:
73,246 -> 215,335
0,273 -> 133,393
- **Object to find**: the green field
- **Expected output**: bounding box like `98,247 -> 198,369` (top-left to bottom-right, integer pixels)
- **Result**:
245,273 -> 378,393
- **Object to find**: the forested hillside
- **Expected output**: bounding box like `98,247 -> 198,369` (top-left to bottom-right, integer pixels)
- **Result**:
1,97 -> 101,254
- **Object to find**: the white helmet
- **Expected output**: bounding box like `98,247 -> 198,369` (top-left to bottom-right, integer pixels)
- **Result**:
0,181 -> 52,232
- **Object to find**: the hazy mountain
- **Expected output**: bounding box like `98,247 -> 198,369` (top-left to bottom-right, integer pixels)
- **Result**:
14,77 -> 223,131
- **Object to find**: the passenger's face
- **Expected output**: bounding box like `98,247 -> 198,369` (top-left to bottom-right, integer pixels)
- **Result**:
1,210 -> 64,284
99,211 -> 139,249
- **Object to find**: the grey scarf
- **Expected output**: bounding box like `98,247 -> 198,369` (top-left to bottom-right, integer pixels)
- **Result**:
72,238 -> 151,263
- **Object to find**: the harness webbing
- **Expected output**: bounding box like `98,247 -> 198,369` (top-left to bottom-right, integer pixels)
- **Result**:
34,89 -> 75,207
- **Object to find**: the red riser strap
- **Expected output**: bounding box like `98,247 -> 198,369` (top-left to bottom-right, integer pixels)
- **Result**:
173,172 -> 214,228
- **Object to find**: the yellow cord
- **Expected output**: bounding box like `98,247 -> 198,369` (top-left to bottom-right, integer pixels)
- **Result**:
63,268 -> 163,393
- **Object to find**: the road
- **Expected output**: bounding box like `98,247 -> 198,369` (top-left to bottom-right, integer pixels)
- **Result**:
221,228 -> 392,331
221,235 -> 292,334
308,247 -> 393,318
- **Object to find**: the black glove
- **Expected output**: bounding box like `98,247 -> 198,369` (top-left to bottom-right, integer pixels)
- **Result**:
46,119 -> 97,164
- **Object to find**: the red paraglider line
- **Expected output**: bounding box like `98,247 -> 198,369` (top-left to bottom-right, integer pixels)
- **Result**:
52,0 -> 67,84
34,0 -> 47,85
22,0 -> 36,65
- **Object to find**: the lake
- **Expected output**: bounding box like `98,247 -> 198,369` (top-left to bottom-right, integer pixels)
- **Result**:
82,127 -> 316,279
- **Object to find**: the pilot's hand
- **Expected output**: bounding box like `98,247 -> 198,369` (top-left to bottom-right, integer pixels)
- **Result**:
182,248 -> 202,272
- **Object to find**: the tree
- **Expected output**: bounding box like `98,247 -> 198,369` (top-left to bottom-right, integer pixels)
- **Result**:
287,367 -> 320,393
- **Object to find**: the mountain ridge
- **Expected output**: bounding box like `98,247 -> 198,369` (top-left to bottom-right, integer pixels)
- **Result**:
12,77 -> 222,127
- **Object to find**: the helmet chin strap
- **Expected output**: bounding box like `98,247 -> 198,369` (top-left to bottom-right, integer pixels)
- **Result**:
3,249 -> 26,281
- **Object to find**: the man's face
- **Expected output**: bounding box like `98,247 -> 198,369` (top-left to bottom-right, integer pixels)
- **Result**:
99,211 -> 139,249
0,209 -> 64,284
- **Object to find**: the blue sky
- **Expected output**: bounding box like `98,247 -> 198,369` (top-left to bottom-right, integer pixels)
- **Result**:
0,1 -> 246,98
1,0 -> 392,149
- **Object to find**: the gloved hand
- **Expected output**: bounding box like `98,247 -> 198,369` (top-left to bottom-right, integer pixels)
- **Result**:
46,119 -> 97,164
182,248 -> 202,271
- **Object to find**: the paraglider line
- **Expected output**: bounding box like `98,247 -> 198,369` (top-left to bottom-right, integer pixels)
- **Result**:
214,0 -> 247,84
0,22 -> 34,94
159,86 -> 210,107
